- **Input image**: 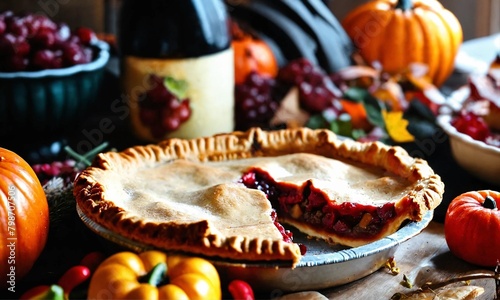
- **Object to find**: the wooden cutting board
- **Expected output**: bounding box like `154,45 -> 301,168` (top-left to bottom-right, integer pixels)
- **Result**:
320,222 -> 496,299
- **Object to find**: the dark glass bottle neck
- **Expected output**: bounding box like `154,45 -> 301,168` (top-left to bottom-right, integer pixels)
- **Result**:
119,0 -> 231,58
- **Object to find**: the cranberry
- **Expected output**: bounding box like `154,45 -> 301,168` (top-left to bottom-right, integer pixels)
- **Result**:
307,189 -> 326,209
55,23 -> 71,42
274,221 -> 293,243
75,27 -> 97,46
332,220 -> 350,234
5,54 -> 28,71
7,17 -> 28,37
0,33 -> 17,55
322,213 -> 336,229
451,111 -> 491,142
31,27 -> 56,48
0,11 -> 96,71
298,243 -> 307,255
0,19 -> 6,35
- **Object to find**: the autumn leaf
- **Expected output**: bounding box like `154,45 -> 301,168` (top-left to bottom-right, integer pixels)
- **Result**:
382,110 -> 415,143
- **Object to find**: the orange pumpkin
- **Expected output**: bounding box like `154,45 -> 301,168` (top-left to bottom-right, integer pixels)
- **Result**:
341,0 -> 463,87
444,190 -> 500,267
231,22 -> 279,84
0,148 -> 49,287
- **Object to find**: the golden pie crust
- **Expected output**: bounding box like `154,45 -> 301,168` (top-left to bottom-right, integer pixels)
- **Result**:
74,127 -> 444,266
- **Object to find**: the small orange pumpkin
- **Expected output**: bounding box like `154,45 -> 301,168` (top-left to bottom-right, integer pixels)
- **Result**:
444,190 -> 500,267
341,0 -> 463,87
231,22 -> 279,84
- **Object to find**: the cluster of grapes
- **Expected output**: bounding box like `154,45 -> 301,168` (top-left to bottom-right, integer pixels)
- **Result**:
0,10 -> 97,72
32,159 -> 80,186
277,58 -> 344,114
234,58 -> 345,130
234,72 -> 280,131
139,74 -> 192,138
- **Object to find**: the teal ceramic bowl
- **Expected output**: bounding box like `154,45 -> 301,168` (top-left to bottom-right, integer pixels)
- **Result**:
0,40 -> 110,136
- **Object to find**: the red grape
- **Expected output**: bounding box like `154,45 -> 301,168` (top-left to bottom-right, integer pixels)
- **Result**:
138,74 -> 192,138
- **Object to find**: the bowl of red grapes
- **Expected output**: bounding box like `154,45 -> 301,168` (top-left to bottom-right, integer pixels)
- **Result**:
0,10 -> 110,136
437,63 -> 500,186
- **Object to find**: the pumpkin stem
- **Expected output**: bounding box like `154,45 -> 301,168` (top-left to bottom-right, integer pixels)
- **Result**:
396,0 -> 413,11
483,196 -> 497,209
140,262 -> 167,286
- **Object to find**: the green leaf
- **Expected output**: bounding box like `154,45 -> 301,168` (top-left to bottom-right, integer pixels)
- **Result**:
164,76 -> 188,99
343,87 -> 368,103
333,113 -> 353,137
306,114 -> 329,129
351,129 -> 366,140
362,94 -> 385,128
343,87 -> 385,129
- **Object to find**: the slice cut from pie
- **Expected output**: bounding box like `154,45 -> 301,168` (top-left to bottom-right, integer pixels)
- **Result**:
74,127 -> 444,266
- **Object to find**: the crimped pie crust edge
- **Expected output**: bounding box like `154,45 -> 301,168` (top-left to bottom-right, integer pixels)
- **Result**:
73,127 -> 444,265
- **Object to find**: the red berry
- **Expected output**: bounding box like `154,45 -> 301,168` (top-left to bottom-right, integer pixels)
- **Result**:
0,11 -> 96,71
33,49 -> 55,69
138,74 -> 192,137
74,27 -> 96,46
451,111 -> 491,142
228,280 -> 255,300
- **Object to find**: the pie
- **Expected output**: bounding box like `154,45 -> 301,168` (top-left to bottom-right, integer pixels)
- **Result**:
74,127 -> 444,266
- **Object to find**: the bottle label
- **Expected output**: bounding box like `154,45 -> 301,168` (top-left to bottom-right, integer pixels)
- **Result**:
122,48 -> 234,141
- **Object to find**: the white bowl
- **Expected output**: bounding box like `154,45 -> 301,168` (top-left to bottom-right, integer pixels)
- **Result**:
437,113 -> 500,186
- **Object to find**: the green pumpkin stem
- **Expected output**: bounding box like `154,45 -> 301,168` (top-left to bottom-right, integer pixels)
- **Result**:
483,196 -> 497,209
140,262 -> 167,286
64,142 -> 109,168
396,0 -> 413,11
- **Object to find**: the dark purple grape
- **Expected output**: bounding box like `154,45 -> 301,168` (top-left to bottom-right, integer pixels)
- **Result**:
234,72 -> 279,131
278,58 -> 342,114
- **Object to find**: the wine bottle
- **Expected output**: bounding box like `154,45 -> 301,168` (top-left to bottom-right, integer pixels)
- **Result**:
119,0 -> 234,141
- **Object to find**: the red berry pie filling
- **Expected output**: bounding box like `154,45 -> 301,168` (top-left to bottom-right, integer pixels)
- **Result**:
240,168 -> 397,254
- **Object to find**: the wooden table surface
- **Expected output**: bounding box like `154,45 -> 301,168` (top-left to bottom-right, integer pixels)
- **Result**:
319,221 -> 496,299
